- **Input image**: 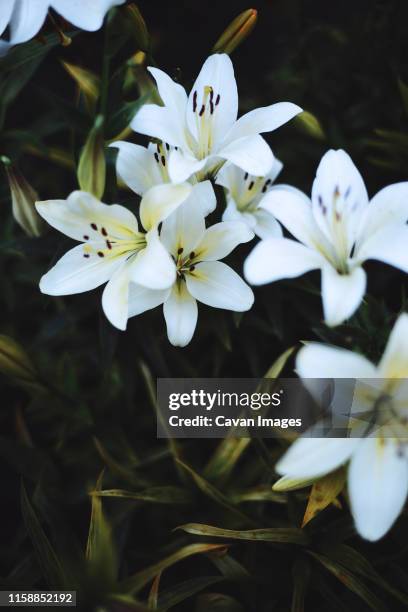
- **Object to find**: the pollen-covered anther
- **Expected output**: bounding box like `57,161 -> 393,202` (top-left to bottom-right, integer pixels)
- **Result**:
101,227 -> 108,236
90,222 -> 97,230
177,247 -> 184,255
189,251 -> 195,259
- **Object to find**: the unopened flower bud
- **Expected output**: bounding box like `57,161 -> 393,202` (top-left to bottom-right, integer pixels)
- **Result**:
2,157 -> 44,237
212,9 -> 257,55
0,334 -> 44,392
123,3 -> 149,52
77,115 -> 106,199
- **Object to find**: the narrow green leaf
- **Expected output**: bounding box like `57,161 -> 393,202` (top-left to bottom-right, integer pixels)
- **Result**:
90,486 -> 192,505
177,523 -> 309,545
158,577 -> 223,611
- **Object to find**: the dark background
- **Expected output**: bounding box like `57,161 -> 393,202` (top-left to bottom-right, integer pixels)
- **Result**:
0,1 -> 408,610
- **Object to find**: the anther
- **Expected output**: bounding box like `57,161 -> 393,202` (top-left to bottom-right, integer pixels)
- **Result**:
165,143 -> 170,151
215,94 -> 220,105
189,265 -> 195,272
334,185 -> 340,198
345,186 -> 351,199
83,253 -> 90,258
161,155 -> 166,166
199,104 -> 205,117
189,251 -> 195,259
154,152 -> 160,163
97,251 -> 104,258
262,185 -> 267,193
248,181 -> 254,190
177,247 -> 184,255
101,227 -> 108,236
83,234 -> 89,240
244,172 -> 249,180
91,222 -> 97,230
106,240 -> 112,249
210,101 -> 214,114
193,91 -> 197,112
318,195 -> 323,207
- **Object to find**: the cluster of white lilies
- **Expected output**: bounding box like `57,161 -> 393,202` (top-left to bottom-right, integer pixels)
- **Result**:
2,0 -> 406,544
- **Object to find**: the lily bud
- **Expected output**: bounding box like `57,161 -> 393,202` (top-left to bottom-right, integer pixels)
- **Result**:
0,335 -> 44,392
294,111 -> 326,141
77,115 -> 106,199
2,157 -> 44,237
212,8 -> 257,54
62,61 -> 100,114
123,4 -> 149,52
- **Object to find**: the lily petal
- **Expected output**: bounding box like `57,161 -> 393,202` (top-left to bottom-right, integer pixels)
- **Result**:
128,283 -> 169,318
167,149 -> 207,183
160,190 -> 206,257
378,313 -> 408,378
0,0 -> 15,38
321,265 -> 366,327
130,229 -> 176,290
6,0 -> 48,46
275,437 -> 358,480
54,0 -> 125,31
244,237 -> 323,286
196,221 -> 254,261
224,102 -> 302,142
39,243 -> 123,296
296,343 -> 377,379
186,53 -> 238,148
110,141 -> 159,195
163,281 -> 198,347
36,190 -> 139,241
140,183 -> 192,231
357,182 -> 408,247
186,261 -> 254,311
356,225 -> 408,273
349,436 -> 408,541
131,104 -> 187,150
218,134 -> 274,176
253,208 -> 283,240
101,261 -> 131,331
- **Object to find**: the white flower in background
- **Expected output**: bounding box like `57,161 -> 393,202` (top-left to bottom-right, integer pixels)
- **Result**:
275,313 -> 408,541
131,53 -> 302,183
110,141 -> 216,217
126,196 -> 254,347
0,0 -> 125,56
216,157 -> 284,239
245,149 -> 408,326
36,185 -> 191,330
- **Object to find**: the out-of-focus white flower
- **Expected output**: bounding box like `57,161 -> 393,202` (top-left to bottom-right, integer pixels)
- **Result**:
275,313 -> 408,542
216,158 -> 283,239
245,149 -> 408,326
0,0 -> 125,56
131,53 -> 302,183
126,194 -> 254,347
36,185 -> 191,330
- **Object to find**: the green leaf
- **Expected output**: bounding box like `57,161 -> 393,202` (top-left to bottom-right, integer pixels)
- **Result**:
106,93 -> 151,140
158,576 -> 223,611
121,543 -> 227,595
177,523 -> 309,545
20,482 -> 65,588
90,486 -> 192,505
302,467 -> 346,526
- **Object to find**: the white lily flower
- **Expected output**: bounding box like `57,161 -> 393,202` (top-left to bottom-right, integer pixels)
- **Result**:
110,141 -> 216,217
216,157 -> 284,239
36,184 -> 191,330
276,313 -> 408,541
0,0 -> 125,56
131,53 -> 302,183
126,197 -> 255,347
245,149 -> 408,326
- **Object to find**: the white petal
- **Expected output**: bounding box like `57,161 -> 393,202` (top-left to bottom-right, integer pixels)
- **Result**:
196,221 -> 254,261
101,262 -> 131,331
349,437 -> 408,541
378,313 -> 408,378
163,281 -> 198,347
160,192 -> 206,257
244,237 -> 323,286
311,149 -> 369,253
129,229 -> 176,290
218,135 -> 274,176
6,0 -> 48,46
259,185 -> 329,250
186,261 -> 254,311
186,53 -> 238,148
131,104 -> 187,150
110,141 -> 158,195
39,244 -> 123,296
128,283 -> 169,318
167,149 -> 207,183
296,343 -> 377,379
216,163 -> 243,195
224,102 -> 302,142
36,190 -> 139,241
0,0 -> 15,37
147,66 -> 187,118
192,179 -> 217,216
275,437 -> 358,480
253,208 -> 283,239
321,265 -> 366,327
356,225 -> 408,273
139,182 -> 192,231
53,0 -> 125,31
357,182 -> 408,247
